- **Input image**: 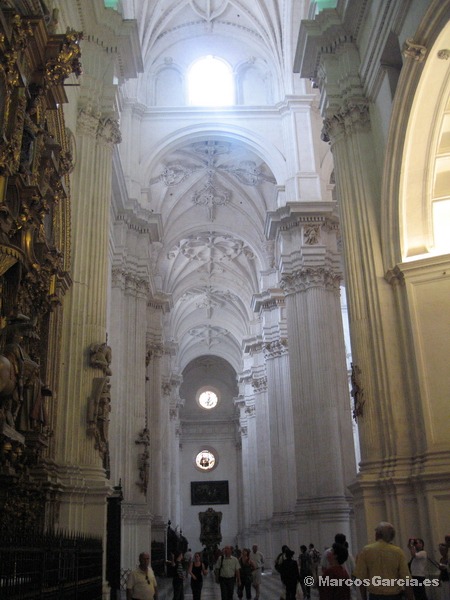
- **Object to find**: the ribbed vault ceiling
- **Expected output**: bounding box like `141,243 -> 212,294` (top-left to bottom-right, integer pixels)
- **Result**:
118,0 -> 307,371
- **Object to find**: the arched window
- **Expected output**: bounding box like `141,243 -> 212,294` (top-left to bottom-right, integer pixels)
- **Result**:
188,56 -> 234,106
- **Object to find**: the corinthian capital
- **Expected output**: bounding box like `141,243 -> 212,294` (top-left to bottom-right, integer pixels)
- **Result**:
263,339 -> 288,359
98,117 -> 122,146
281,267 -> 341,294
322,101 -> 370,143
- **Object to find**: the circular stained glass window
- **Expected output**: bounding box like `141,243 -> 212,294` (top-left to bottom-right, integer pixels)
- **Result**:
198,390 -> 218,409
195,449 -> 216,471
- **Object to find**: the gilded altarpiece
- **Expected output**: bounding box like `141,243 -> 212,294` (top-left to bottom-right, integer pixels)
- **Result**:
0,6 -> 81,533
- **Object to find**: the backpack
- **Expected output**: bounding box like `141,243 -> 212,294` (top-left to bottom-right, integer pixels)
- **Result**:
310,548 -> 321,564
274,553 -> 284,573
214,556 -> 224,584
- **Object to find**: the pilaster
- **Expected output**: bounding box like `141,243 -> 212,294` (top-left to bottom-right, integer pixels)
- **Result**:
55,106 -> 120,535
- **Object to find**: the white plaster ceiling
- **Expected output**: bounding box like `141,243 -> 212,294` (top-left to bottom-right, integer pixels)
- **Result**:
118,0 -> 308,372
151,138 -> 277,371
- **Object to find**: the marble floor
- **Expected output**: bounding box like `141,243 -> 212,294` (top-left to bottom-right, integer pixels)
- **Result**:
148,570 -> 320,600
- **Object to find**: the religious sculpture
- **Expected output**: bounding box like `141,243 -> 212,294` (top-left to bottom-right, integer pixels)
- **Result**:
0,314 -> 51,433
87,376 -> 111,471
89,341 -> 112,375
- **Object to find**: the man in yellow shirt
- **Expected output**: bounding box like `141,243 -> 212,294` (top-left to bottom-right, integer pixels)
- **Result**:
354,522 -> 413,600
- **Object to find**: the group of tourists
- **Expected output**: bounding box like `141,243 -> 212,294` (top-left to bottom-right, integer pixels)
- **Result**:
126,528 -> 450,600
274,525 -> 450,600
125,543 -> 264,600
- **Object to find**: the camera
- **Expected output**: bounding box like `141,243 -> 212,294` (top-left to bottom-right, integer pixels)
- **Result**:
408,538 -> 417,546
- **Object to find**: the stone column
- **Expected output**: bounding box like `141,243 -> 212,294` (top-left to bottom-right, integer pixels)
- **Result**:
110,265 -> 150,569
55,99 -> 121,534
252,290 -> 297,538
267,204 -> 356,547
146,295 -> 171,542
235,395 -> 251,539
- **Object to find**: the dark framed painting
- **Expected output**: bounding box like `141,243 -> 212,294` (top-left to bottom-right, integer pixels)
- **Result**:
191,481 -> 229,505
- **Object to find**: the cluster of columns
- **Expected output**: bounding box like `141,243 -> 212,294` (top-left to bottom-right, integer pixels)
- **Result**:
236,203 -> 356,560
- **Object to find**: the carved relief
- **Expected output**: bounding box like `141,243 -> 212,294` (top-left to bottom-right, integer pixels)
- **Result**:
304,224 -> 321,245
168,232 -> 254,263
188,325 -> 229,349
402,38 -> 427,62
135,428 -> 150,495
87,377 -> 111,475
180,286 -> 238,318
350,363 -> 365,420
0,314 -> 52,435
89,341 -> 112,376
153,140 -> 275,219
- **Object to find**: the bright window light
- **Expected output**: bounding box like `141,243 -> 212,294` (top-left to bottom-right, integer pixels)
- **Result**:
433,199 -> 450,253
188,56 -> 234,107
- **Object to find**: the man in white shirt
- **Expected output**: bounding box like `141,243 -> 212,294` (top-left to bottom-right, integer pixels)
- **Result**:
408,538 -> 428,600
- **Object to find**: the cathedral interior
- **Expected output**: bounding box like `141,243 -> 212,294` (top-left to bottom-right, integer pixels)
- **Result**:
0,0 -> 449,597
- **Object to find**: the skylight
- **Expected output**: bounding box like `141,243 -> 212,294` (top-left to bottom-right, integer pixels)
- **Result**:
188,56 -> 234,107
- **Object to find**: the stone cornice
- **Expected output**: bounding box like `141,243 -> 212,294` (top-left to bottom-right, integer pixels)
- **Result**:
251,288 -> 285,314
242,337 -> 264,355
148,292 -> 173,312
294,0 -> 368,79
265,202 -> 338,240
111,268 -> 149,297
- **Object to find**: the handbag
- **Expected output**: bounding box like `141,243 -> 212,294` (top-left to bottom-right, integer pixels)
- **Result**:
214,556 -> 224,584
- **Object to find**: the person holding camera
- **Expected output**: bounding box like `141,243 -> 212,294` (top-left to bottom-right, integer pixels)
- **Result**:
408,538 -> 428,600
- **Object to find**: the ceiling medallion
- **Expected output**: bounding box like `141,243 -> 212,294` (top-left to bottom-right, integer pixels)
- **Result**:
153,141 -> 275,220
192,183 -> 231,221
188,325 -> 229,348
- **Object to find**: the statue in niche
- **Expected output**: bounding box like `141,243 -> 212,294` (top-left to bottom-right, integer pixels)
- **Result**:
0,314 -> 51,432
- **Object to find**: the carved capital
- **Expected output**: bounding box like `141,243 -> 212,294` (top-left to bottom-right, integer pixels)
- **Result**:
98,117 -> 121,147
146,342 -> 163,364
281,267 -> 341,294
77,106 -> 100,137
263,339 -> 288,359
251,376 -> 268,392
322,101 -> 370,143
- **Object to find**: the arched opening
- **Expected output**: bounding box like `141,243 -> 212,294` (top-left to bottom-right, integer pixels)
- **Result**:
187,56 -> 234,107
